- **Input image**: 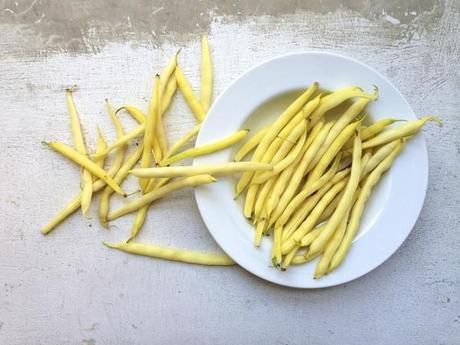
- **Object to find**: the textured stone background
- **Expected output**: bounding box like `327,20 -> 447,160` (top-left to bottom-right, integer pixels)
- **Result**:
0,1 -> 459,344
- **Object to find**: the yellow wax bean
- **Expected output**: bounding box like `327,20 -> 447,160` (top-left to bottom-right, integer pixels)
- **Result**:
140,75 -> 161,191
314,209 -> 351,279
254,219 -> 266,247
131,162 -> 272,178
309,86 -> 377,126
116,105 -> 146,124
104,242 -> 235,266
236,84 -> 319,196
267,120 -> 330,223
151,75 -> 168,158
281,179 -> 337,242
307,119 -> 362,185
309,96 -> 373,169
99,143 -> 144,227
273,225 -> 283,265
299,225 -> 325,247
309,133 -> 362,256
200,35 -> 213,113
362,116 -> 441,149
93,126 -> 107,169
175,66 -> 206,121
42,101 -> 126,234
343,118 -> 405,150
253,177 -> 277,221
160,129 -> 249,166
107,175 -> 216,220
164,124 -> 201,159
264,149 -> 305,219
125,177 -> 170,243
161,75 -> 177,115
281,178 -> 348,255
93,124 -> 145,158
244,184 -> 259,219
360,139 -> 400,178
253,122 -> 308,184
275,153 -> 342,228
280,246 -> 300,270
43,141 -> 126,196
160,50 -> 179,95
329,141 -> 405,272
249,111 -> 306,186
234,126 -> 269,162
65,88 -> 93,215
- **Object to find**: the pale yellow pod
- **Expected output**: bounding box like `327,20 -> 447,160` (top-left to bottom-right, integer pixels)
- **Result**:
309,96 -> 373,169
274,153 -> 342,228
317,184 -> 361,225
175,66 -> 206,121
93,126 -> 108,169
104,241 -> 235,266
264,149 -> 305,219
164,124 -> 201,159
131,162 -> 272,178
127,177 -> 170,242
161,76 -> 177,115
65,88 -> 93,215
200,35 -> 213,113
253,177 -> 277,221
362,116 -> 441,149
116,105 -> 146,123
160,129 -> 249,166
93,124 -> 145,158
238,109 -> 307,195
329,141 -> 405,272
160,50 -> 179,95
255,83 -> 318,157
151,74 -> 168,158
236,83 -> 319,196
281,178 -> 348,255
103,99 -> 127,177
244,184 -> 259,218
309,133 -> 362,256
140,75 -> 161,190
309,86 -> 377,126
44,141 -> 126,196
254,219 -> 266,247
343,118 -> 405,150
234,126 -> 269,162
360,139 -> 400,178
270,122 -> 335,226
306,119 -> 362,185
273,226 -> 283,264
280,246 -> 300,270
314,209 -> 351,279
42,101 -> 126,234
99,143 -> 144,227
281,178 -> 338,242
253,123 -> 307,184
107,175 -> 216,220
299,225 -> 325,247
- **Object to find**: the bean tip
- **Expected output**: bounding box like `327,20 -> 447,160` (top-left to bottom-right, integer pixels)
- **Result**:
372,84 -> 380,99
65,85 -> 78,93
102,241 -> 117,249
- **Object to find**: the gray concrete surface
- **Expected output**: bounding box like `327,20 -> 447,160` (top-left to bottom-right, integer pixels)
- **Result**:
0,1 -> 459,344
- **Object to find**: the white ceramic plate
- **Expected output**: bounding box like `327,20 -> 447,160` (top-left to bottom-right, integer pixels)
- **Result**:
194,52 -> 428,288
